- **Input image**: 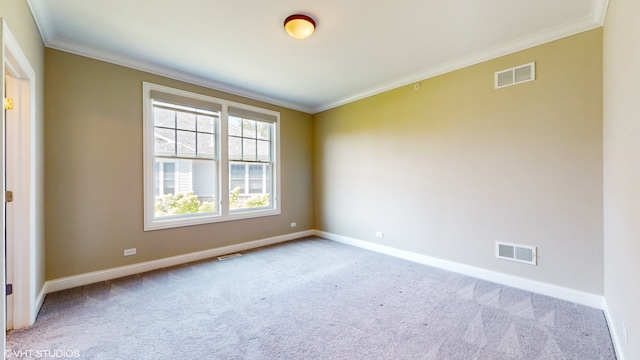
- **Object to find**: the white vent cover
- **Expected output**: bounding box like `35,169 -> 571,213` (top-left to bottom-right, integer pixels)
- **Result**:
495,62 -> 535,89
495,242 -> 537,265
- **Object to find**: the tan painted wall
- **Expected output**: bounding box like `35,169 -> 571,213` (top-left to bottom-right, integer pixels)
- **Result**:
45,49 -> 314,279
603,0 -> 640,357
0,0 -> 46,299
314,29 -> 603,294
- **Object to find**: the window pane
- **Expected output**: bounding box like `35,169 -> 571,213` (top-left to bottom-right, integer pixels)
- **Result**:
248,164 -> 263,176
154,107 -> 175,128
163,163 -> 175,195
257,140 -> 270,161
248,180 -> 263,194
190,159 -> 217,211
227,119 -> 273,212
197,115 -> 215,133
155,159 -> 217,218
230,163 -> 271,210
229,116 -> 242,136
155,128 -> 175,156
257,122 -> 271,140
177,130 -> 196,157
230,163 -> 245,177
242,138 -> 256,161
197,133 -> 215,158
229,136 -> 242,160
243,119 -> 257,138
265,164 -> 271,195
154,162 -> 160,197
177,111 -> 196,131
230,163 -> 246,195
248,164 -> 264,194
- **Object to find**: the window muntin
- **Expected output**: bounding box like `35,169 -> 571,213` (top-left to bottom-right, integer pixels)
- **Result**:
143,82 -> 280,231
152,101 -> 219,219
228,116 -> 274,211
153,102 -> 217,160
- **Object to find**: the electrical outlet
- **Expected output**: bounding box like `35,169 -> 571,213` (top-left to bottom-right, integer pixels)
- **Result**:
376,232 -> 384,238
291,222 -> 297,227
124,248 -> 137,256
623,324 -> 628,344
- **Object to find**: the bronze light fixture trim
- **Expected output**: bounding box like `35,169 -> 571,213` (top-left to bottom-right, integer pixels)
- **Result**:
284,14 -> 316,40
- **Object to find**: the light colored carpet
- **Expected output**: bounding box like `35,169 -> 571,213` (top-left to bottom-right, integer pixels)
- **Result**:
7,237 -> 616,359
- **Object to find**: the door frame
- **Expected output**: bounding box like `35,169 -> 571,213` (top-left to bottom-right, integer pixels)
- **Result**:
2,19 -> 38,332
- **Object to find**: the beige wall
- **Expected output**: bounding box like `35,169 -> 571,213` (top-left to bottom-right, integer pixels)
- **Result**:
45,49 -> 314,279
0,0 -> 46,302
603,0 -> 640,358
314,29 -> 603,294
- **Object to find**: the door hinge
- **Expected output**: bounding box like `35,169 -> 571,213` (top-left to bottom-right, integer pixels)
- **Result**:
4,97 -> 13,110
6,284 -> 13,296
5,190 -> 13,203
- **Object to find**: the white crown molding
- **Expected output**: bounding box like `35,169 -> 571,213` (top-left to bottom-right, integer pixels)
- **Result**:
315,230 -> 606,310
592,0 -> 610,26
26,0 -> 54,44
313,14 -> 604,113
27,0 -> 314,113
45,37 -> 315,114
28,0 -> 609,115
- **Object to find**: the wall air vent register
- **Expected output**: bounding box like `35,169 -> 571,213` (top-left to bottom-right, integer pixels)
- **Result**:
496,241 -> 537,265
495,62 -> 535,89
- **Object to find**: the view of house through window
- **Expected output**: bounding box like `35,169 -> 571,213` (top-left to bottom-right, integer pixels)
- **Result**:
144,83 -> 280,230
228,116 -> 273,210
153,101 -> 219,217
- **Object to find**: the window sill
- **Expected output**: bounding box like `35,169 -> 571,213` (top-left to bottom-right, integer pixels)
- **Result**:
144,208 -> 281,231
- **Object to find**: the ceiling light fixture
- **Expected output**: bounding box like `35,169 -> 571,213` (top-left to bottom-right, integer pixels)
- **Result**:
284,14 -> 316,40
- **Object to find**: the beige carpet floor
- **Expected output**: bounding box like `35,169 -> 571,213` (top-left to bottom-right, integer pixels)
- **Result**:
7,237 -> 616,359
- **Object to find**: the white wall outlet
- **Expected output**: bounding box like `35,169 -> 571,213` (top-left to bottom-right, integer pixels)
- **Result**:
376,232 -> 384,238
290,222 -> 297,227
623,323 -> 628,344
124,248 -> 137,256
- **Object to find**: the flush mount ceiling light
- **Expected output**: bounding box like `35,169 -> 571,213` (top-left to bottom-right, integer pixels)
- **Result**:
284,14 -> 316,40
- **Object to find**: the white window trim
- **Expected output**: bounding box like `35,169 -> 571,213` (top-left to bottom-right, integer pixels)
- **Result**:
143,82 -> 281,231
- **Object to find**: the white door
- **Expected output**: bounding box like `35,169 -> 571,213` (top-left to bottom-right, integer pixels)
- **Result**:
4,73 -> 19,331
2,20 -> 38,338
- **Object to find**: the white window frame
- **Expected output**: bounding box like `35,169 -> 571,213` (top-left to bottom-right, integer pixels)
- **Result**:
143,82 -> 281,231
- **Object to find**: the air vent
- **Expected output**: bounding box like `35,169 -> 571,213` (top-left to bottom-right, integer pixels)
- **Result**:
217,253 -> 242,260
495,242 -> 536,265
495,62 -> 535,89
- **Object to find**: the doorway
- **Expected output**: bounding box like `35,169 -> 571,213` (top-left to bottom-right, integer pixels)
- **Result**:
2,20 -> 37,332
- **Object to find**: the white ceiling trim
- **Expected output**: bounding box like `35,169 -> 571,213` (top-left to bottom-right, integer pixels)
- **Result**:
592,0 -> 610,25
27,0 -> 608,115
47,36 -> 315,114
26,0 -> 53,44
26,0 -> 314,114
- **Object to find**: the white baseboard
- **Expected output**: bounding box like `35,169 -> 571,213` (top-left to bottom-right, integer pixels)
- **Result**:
43,230 -> 314,294
41,228 -> 605,310
36,228 -> 621,358
603,300 -> 626,360
34,285 -> 46,322
314,230 -> 605,310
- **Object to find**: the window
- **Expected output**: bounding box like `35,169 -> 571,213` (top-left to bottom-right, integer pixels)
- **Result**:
143,82 -> 280,230
228,113 -> 274,210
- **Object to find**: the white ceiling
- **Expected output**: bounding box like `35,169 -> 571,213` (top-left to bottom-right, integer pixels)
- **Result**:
27,0 -> 608,113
